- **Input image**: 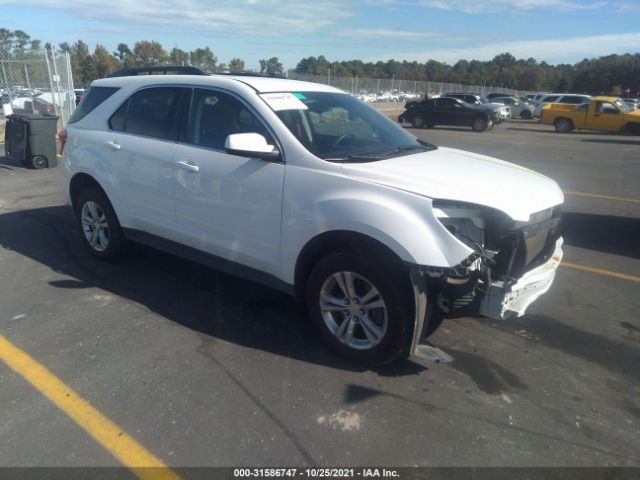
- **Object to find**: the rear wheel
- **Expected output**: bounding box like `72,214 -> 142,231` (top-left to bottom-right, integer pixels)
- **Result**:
554,118 -> 574,133
471,117 -> 488,132
306,251 -> 414,366
75,188 -> 126,262
411,114 -> 426,128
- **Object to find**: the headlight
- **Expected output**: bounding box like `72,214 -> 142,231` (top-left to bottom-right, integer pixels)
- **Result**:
432,202 -> 485,249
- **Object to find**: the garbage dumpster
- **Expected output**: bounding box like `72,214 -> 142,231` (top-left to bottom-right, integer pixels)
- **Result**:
4,114 -> 59,169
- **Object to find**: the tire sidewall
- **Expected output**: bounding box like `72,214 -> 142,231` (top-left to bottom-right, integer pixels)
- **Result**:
472,117 -> 487,132
412,114 -> 426,128
555,118 -> 571,133
306,252 -> 413,366
75,188 -> 125,261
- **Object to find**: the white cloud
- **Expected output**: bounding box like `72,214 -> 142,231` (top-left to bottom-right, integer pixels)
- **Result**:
374,32 -> 640,64
337,28 -> 453,40
0,0 -> 351,36
411,0 -> 635,14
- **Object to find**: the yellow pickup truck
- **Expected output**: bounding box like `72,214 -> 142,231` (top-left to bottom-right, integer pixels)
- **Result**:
540,96 -> 640,134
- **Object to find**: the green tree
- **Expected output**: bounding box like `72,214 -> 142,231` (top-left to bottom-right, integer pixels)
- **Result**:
132,40 -> 168,67
93,44 -> 119,78
228,57 -> 245,72
113,43 -> 133,66
190,47 -> 217,71
170,47 -> 189,66
259,57 -> 283,75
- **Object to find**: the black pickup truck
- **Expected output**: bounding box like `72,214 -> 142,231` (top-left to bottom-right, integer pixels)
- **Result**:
398,97 -> 494,132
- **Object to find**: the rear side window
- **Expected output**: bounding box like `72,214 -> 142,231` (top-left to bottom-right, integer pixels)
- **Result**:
109,100 -> 128,131
122,87 -> 182,140
437,98 -> 456,108
561,96 -> 585,104
68,86 -> 119,124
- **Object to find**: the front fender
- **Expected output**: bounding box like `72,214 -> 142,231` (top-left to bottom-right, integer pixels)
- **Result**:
280,166 -> 474,284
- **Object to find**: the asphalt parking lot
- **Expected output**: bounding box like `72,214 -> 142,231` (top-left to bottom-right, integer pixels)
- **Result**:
0,120 -> 638,472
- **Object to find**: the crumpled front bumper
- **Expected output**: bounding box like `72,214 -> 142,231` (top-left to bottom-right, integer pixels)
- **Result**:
479,237 -> 563,320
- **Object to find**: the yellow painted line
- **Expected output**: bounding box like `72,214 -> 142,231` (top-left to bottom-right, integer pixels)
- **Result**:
561,261 -> 640,282
0,335 -> 180,480
565,191 -> 640,204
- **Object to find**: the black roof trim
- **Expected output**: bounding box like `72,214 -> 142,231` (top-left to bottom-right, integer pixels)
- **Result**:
108,66 -> 207,78
216,71 -> 286,79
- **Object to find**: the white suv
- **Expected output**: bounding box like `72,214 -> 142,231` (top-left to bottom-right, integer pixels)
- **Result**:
60,68 -> 564,366
533,94 -> 592,118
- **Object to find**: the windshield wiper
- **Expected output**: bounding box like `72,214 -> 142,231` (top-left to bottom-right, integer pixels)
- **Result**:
325,142 -> 437,163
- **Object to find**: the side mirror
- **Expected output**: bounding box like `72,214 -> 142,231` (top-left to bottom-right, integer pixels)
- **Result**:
225,133 -> 280,161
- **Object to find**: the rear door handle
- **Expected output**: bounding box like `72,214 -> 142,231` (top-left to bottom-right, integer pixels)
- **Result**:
177,161 -> 200,173
105,140 -> 121,150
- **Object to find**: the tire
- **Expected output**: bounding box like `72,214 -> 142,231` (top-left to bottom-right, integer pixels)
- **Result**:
75,188 -> 126,262
520,110 -> 532,120
31,155 -> 48,169
306,251 -> 414,366
471,117 -> 488,132
623,123 -> 640,135
554,118 -> 574,133
411,114 -> 426,129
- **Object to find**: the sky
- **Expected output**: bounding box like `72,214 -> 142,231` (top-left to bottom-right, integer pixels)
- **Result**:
1,0 -> 639,70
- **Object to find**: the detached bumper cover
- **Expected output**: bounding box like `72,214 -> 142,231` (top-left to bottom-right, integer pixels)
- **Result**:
479,237 -> 563,320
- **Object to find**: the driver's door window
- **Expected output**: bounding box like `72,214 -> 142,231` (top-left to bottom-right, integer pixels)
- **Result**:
187,89 -> 273,150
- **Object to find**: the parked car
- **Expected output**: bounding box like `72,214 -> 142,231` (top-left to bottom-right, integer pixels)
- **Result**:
60,68 -> 564,366
540,96 -> 640,134
443,93 -> 510,122
491,96 -> 535,119
74,88 -> 86,106
533,94 -> 591,118
399,97 -> 495,131
33,97 -> 56,115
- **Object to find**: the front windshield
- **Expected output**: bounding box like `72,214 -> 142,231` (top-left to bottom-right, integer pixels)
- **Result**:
262,91 -> 434,161
616,99 -> 633,113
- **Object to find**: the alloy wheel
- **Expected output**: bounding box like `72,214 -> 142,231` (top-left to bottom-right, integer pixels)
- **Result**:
81,201 -> 110,252
319,271 -> 388,350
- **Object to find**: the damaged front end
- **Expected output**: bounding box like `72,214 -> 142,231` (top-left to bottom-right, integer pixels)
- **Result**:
425,201 -> 563,323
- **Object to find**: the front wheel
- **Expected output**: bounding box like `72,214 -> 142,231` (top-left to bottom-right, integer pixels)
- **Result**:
306,252 -> 414,366
471,117 -> 488,132
76,188 -> 127,261
520,110 -> 532,120
411,114 -> 426,128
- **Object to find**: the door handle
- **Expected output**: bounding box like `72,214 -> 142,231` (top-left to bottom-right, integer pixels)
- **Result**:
105,140 -> 121,150
177,161 -> 200,172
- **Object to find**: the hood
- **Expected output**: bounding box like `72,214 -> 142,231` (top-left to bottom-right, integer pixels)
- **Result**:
341,147 -> 564,222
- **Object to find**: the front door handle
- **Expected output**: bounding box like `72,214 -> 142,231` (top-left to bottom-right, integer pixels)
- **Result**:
177,161 -> 200,173
105,140 -> 121,150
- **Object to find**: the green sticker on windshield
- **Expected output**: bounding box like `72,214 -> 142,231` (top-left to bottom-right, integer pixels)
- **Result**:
293,93 -> 306,100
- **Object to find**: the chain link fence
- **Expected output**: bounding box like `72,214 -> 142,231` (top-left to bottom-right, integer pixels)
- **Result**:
287,71 -> 523,115
1,46 -> 75,132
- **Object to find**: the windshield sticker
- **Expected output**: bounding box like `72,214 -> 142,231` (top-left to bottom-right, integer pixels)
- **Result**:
293,93 -> 307,100
260,93 -> 308,111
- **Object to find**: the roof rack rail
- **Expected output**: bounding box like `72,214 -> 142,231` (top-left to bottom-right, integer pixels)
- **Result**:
108,66 -> 207,78
215,71 -> 286,79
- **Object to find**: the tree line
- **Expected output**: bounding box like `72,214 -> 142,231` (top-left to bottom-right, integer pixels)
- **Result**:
1,28 -> 638,94
294,53 -> 640,94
